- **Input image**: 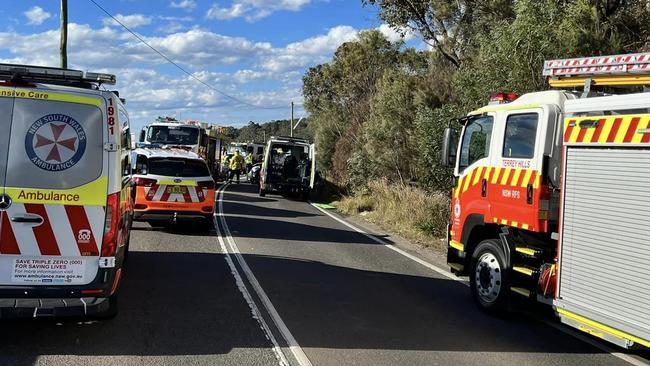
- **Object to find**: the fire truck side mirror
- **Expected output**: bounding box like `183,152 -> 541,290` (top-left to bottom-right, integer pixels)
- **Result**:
139,129 -> 145,143
441,127 -> 458,168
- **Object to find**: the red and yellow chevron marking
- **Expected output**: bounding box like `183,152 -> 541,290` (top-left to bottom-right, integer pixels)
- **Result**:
454,166 -> 540,198
492,217 -> 531,231
564,114 -> 650,144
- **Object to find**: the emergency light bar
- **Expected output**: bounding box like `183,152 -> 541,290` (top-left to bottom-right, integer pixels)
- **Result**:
544,53 -> 650,77
0,63 -> 116,86
544,53 -> 650,88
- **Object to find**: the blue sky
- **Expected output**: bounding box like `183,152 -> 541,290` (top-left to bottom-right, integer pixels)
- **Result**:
0,0 -> 416,132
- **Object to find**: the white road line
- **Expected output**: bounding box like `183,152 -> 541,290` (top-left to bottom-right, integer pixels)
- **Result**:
218,184 -> 313,366
309,202 -> 649,366
214,184 -> 289,366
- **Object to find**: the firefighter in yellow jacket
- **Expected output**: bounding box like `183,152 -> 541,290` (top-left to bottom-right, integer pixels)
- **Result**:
229,150 -> 245,184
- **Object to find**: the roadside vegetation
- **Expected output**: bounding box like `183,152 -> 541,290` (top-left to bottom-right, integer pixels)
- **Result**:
303,0 -> 650,249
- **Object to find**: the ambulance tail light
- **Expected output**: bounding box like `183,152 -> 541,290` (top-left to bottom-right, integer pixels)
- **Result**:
102,193 -> 120,257
489,92 -> 519,104
133,177 -> 156,187
198,180 -> 215,190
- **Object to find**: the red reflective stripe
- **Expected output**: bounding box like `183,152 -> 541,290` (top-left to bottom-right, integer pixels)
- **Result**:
591,118 -> 606,142
643,124 -> 650,143
563,120 -> 575,142
606,118 -> 623,143
575,125 -> 588,143
183,189 -> 192,203
0,213 -> 20,254
160,187 -> 171,202
24,204 -> 61,255
623,117 -> 640,142
65,205 -> 99,256
145,186 -> 157,201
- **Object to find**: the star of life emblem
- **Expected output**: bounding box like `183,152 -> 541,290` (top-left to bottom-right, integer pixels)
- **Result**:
24,114 -> 86,172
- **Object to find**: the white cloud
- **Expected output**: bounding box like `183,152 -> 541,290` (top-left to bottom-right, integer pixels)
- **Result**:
0,22 -> 356,127
102,14 -> 152,28
157,22 -> 185,34
378,24 -> 415,43
206,4 -> 248,20
262,25 -> 359,72
24,6 -> 51,25
206,0 -> 311,22
170,0 -> 196,11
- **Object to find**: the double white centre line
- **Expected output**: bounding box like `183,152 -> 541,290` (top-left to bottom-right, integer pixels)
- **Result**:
215,184 -> 312,366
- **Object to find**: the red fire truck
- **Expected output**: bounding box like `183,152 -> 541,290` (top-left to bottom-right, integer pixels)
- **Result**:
442,52 -> 650,349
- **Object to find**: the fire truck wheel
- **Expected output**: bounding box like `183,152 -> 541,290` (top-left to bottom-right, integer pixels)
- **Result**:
470,239 -> 509,314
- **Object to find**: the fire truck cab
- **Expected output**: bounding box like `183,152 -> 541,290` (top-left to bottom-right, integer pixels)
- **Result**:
442,53 -> 650,349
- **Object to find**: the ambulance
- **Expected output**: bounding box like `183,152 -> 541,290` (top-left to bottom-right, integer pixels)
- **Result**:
132,147 -> 216,227
0,64 -> 133,318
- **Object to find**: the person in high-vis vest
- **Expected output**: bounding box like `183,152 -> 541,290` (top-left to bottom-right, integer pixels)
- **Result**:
229,150 -> 245,184
245,153 -> 254,173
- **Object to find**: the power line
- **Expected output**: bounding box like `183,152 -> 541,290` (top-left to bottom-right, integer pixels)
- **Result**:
88,0 -> 287,110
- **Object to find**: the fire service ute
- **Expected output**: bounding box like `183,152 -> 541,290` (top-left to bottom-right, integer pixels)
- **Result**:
0,64 -> 133,318
441,52 -> 650,349
131,147 -> 215,227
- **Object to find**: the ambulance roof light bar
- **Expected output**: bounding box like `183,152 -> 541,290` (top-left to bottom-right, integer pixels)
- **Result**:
0,63 -> 116,86
544,52 -> 650,88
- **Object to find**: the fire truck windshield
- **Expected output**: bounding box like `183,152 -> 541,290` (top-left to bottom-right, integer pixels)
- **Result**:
458,115 -> 493,172
147,125 -> 200,145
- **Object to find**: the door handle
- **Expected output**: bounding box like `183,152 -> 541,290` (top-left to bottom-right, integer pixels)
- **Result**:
481,179 -> 487,197
11,214 -> 43,224
527,184 -> 534,204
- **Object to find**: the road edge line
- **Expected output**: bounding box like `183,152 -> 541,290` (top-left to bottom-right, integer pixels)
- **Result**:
214,184 -> 290,366
309,202 -> 649,366
219,185 -> 313,366
309,202 -> 464,284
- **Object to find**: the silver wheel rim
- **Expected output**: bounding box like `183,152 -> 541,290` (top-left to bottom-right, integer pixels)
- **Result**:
475,252 -> 502,304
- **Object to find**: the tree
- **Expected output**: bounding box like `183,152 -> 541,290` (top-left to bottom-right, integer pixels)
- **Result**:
303,30 -> 404,183
362,0 -> 516,67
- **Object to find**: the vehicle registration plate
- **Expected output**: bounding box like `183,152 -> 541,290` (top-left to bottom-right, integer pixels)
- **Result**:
168,186 -> 186,194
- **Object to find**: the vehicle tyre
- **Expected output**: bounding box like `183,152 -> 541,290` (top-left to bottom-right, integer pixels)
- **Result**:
470,239 -> 510,314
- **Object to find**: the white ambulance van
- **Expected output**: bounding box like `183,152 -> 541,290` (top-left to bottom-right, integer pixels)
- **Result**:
0,64 -> 133,318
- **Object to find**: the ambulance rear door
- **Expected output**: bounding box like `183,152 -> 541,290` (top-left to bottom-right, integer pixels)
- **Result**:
0,87 -> 16,257
0,87 -> 108,286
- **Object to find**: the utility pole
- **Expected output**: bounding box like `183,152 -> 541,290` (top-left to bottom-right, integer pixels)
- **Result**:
60,0 -> 68,69
290,101 -> 294,138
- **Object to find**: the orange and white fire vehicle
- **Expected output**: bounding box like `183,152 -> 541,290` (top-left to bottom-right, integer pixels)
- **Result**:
132,147 -> 215,226
442,52 -> 650,349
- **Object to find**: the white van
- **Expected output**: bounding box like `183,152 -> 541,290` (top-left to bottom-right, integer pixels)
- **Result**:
0,64 -> 133,318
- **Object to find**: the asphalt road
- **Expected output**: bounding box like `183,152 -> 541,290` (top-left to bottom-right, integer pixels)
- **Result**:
0,182 -> 648,366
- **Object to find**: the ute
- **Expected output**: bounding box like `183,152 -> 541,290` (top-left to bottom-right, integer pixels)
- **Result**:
442,52 -> 650,349
131,147 -> 216,228
0,63 -> 133,318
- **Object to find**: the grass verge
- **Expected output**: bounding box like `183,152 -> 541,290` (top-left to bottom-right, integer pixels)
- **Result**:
334,180 -> 449,251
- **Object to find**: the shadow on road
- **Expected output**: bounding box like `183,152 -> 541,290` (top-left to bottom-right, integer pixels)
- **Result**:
225,215 -> 386,245
0,252 -> 629,360
0,250 -> 643,366
224,201 -> 317,219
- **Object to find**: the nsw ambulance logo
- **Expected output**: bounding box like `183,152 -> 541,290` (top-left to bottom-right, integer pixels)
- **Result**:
24,114 -> 86,172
